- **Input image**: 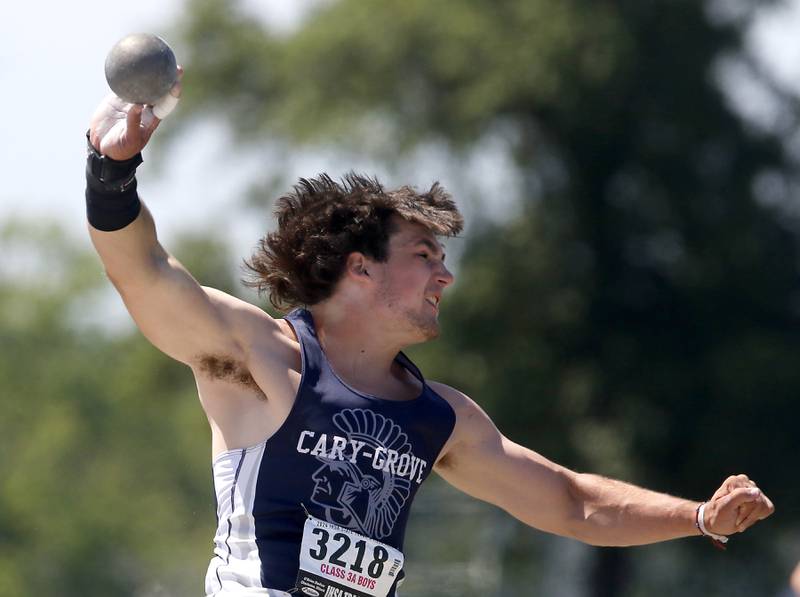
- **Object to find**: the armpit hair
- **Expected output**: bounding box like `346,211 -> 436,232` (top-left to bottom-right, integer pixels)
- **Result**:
196,354 -> 266,398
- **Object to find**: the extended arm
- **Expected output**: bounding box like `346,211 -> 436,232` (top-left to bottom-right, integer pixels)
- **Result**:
88,201 -> 258,365
86,80 -> 274,368
432,383 -> 774,547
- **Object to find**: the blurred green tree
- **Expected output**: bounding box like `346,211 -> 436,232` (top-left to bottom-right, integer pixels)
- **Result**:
0,221 -> 236,597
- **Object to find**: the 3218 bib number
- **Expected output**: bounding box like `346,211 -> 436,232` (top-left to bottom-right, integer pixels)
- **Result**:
296,516 -> 403,597
308,527 -> 390,579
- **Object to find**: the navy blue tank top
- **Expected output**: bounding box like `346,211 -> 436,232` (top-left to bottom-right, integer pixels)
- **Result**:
205,308 -> 456,596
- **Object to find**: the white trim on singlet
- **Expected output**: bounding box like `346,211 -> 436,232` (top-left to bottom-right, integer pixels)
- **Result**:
206,441 -> 270,596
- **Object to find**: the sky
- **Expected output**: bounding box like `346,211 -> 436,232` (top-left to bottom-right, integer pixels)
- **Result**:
0,1 -> 317,252
2,0 -> 800,260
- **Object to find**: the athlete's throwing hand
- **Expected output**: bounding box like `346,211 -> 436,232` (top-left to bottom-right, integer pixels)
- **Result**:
88,66 -> 183,160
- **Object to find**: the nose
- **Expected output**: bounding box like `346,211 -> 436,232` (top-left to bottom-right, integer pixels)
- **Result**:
437,262 -> 454,288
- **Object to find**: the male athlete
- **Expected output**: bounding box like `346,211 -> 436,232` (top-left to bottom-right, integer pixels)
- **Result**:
85,75 -> 774,597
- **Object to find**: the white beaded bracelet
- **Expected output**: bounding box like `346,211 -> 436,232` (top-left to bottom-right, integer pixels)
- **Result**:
696,502 -> 729,547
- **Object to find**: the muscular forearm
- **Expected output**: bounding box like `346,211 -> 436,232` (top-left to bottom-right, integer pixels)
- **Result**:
85,127 -> 169,288
433,396 -> 773,548
566,473 -> 700,546
89,201 -> 168,289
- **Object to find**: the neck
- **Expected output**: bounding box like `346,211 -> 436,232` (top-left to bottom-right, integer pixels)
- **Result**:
309,300 -> 411,392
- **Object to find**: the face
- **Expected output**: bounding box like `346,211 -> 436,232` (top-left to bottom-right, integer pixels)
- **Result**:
368,218 -> 455,342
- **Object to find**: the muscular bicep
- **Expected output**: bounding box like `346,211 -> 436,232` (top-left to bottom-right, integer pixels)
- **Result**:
113,255 -> 249,365
91,202 -> 265,366
432,384 -> 582,538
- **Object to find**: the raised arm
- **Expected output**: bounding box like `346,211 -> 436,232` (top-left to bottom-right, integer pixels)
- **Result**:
431,382 -> 774,547
85,76 -> 272,367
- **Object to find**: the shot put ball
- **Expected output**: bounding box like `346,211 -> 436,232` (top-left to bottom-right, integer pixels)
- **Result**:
105,33 -> 178,104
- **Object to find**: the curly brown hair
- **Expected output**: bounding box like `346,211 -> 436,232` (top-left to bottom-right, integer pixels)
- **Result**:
244,172 -> 463,311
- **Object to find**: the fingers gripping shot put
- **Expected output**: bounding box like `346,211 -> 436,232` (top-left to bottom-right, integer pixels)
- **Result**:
85,54 -> 775,596
105,33 -> 180,119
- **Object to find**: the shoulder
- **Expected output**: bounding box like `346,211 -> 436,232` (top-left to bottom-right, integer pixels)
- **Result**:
427,381 -> 503,466
201,286 -> 274,324
195,286 -> 299,368
428,381 -> 481,417
201,287 -> 293,342
428,381 -> 497,428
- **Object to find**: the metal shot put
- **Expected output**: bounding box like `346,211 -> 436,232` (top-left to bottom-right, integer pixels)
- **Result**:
105,33 -> 178,104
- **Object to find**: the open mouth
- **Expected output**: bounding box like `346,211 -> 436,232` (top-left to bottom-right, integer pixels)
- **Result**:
425,296 -> 440,309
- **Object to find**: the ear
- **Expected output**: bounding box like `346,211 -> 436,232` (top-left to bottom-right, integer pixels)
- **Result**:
344,252 -> 372,281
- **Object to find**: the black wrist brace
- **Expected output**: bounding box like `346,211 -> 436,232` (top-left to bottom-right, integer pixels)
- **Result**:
85,131 -> 144,231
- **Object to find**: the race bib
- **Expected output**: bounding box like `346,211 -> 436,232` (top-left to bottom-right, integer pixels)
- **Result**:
296,515 -> 404,597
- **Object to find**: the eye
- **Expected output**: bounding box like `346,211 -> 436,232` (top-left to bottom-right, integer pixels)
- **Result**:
416,252 -> 430,260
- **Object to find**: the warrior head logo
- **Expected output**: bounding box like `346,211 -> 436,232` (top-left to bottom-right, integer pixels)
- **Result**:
310,409 -> 412,539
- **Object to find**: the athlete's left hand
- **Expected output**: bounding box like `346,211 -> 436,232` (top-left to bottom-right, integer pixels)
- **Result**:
703,474 -> 774,536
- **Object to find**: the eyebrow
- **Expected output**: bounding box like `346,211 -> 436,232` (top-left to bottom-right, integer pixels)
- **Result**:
413,238 -> 446,262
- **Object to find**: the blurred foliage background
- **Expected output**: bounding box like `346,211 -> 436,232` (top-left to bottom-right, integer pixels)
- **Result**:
3,0 -> 800,595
